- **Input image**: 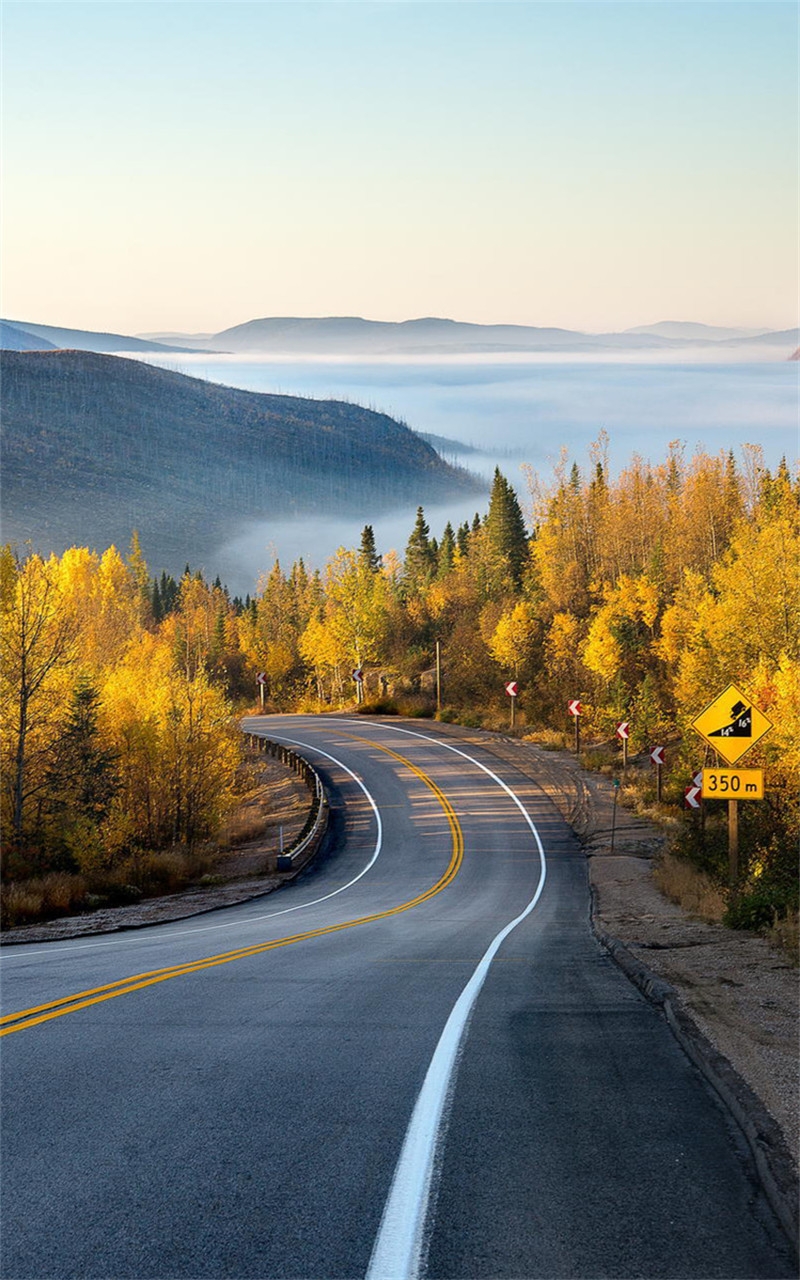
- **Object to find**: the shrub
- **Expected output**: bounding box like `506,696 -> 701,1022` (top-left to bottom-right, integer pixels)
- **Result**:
724,884 -> 799,932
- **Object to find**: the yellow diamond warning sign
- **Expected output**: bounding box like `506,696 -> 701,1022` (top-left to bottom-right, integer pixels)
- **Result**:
691,683 -> 773,765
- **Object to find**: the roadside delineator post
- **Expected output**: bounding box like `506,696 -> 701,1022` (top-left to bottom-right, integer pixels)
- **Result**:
505,681 -> 518,729
610,778 -> 620,853
616,721 -> 630,770
650,745 -> 665,802
568,699 -> 581,754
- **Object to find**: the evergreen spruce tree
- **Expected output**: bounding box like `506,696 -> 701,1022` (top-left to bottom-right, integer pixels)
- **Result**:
45,680 -> 119,862
484,469 -> 530,589
456,522 -> 470,557
211,609 -> 227,665
158,571 -> 179,617
438,522 -> 456,577
403,507 -> 436,593
359,525 -> 382,573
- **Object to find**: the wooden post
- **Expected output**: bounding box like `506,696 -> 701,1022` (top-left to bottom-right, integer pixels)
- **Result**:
656,763 -> 662,803
575,715 -> 580,756
728,799 -> 739,891
622,736 -> 628,770
259,682 -> 264,710
510,695 -> 516,730
435,640 -> 442,712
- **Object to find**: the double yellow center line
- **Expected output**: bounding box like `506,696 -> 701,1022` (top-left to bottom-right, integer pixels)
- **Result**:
1,741 -> 463,1038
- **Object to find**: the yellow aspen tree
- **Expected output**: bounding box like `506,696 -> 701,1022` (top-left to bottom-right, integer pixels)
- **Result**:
0,550 -> 78,847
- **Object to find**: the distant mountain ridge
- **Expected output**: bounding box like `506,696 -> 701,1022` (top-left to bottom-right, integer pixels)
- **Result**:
134,315 -> 798,358
1,319 -> 201,355
624,321 -> 770,341
6,314 -> 797,360
1,350 -> 481,572
0,320 -> 57,351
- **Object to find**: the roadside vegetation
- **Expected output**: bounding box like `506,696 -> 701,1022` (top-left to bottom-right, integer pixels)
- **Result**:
2,437 -> 797,940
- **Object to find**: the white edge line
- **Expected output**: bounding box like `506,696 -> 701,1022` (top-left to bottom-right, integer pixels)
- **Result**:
361,720 -> 547,1280
0,733 -> 382,963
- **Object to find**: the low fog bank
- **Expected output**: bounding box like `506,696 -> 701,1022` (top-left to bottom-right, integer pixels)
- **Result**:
139,353 -> 797,481
132,352 -> 795,593
213,497 -> 488,596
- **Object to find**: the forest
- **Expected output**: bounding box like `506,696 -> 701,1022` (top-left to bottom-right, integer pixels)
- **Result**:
2,437 -> 797,934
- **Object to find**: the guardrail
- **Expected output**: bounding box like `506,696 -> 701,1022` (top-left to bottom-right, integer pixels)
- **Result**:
243,733 -> 329,872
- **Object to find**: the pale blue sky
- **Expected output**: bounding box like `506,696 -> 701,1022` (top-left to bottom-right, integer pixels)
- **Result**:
2,1 -> 797,333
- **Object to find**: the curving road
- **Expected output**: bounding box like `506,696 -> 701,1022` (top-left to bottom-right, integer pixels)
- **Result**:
0,716 -> 795,1279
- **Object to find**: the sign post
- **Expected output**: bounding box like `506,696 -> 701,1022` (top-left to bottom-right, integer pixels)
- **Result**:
568,699 -> 582,754
650,745 -> 665,801
352,667 -> 364,705
691,683 -> 773,890
505,681 -> 519,729
256,671 -> 266,709
616,721 -> 630,769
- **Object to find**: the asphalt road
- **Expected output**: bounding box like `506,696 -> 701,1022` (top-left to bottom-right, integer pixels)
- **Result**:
0,716 -> 795,1280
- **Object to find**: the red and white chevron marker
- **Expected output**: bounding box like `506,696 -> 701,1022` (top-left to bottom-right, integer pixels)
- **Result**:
615,721 -> 630,740
649,746 -> 665,766
505,681 -> 519,697
568,699 -> 582,717
684,784 -> 702,810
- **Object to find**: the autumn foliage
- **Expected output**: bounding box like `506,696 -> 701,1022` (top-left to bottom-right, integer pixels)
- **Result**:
2,440 -> 797,930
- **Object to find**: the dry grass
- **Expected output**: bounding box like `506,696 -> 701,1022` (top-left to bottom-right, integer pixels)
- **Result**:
653,851 -> 726,923
0,873 -> 88,929
766,910 -> 800,964
525,727 -> 567,751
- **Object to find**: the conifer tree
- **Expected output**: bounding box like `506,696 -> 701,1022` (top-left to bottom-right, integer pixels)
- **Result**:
151,578 -> 163,623
438,522 -> 456,577
44,679 -> 119,860
484,469 -> 530,589
403,507 -> 436,592
359,525 -> 382,574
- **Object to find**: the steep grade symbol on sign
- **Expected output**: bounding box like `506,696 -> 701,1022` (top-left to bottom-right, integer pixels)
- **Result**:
691,683 -> 773,766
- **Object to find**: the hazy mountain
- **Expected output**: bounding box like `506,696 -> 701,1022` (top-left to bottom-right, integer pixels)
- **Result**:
625,321 -> 770,341
718,327 -> 800,348
9,313 -> 796,362
1,350 -> 481,573
137,331 -> 218,350
0,321 -> 57,351
206,315 -> 679,355
1,319 -> 200,355
140,314 -> 794,357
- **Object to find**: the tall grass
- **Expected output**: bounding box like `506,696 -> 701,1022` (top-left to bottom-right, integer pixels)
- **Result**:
653,852 -> 726,923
